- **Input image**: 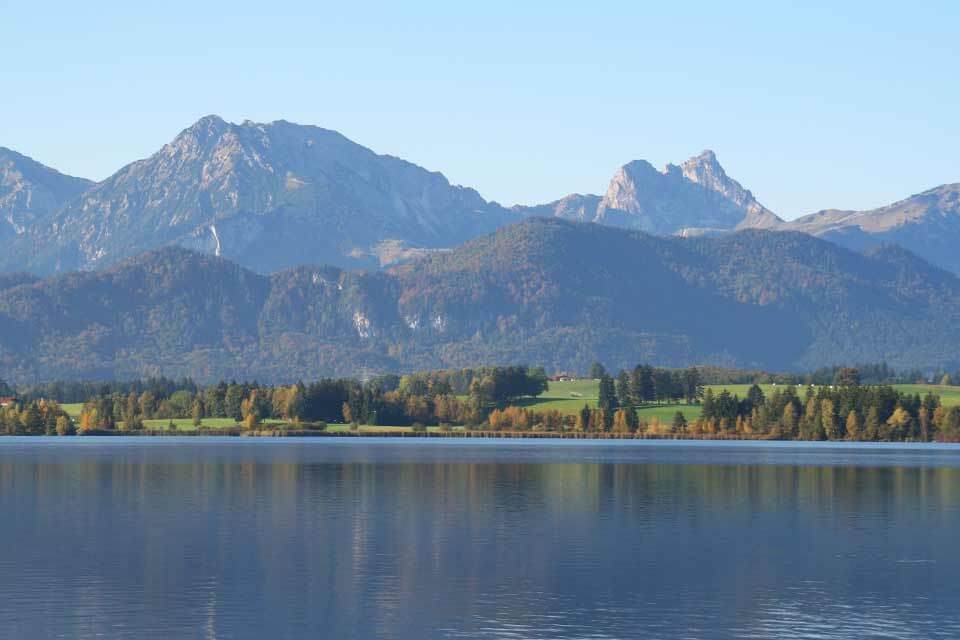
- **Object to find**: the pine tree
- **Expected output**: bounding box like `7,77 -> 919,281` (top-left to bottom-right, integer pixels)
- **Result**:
598,374 -> 617,414
672,411 -> 688,433
615,370 -> 633,408
588,362 -> 607,380
639,365 -> 655,403
682,367 -> 703,404
22,403 -> 44,435
701,388 -> 716,421
746,384 -> 766,412
577,404 -> 591,432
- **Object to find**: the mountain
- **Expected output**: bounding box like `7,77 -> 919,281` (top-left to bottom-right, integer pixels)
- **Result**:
783,184 -> 960,274
515,150 -> 782,234
0,148 -> 92,242
1,218 -> 958,383
1,116 -> 518,275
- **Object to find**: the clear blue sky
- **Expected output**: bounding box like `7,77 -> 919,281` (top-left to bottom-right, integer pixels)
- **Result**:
2,1 -> 957,219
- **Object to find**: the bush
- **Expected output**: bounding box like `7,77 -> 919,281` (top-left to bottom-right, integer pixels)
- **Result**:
411,422 -> 427,433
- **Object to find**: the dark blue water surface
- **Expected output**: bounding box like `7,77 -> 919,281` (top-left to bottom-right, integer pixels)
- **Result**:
2,438 -> 960,639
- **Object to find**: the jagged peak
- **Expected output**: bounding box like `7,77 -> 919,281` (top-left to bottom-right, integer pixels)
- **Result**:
175,114 -> 233,146
189,114 -> 228,128
681,149 -> 730,180
687,149 -> 719,164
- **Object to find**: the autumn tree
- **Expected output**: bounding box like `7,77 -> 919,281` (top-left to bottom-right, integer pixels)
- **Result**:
845,410 -> 862,441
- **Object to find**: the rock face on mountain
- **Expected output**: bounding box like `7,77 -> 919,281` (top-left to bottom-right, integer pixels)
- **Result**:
1,218 -> 958,382
1,116 -> 518,275
783,184 -> 960,274
0,148 -> 91,243
516,150 -> 781,235
4,122 -> 959,278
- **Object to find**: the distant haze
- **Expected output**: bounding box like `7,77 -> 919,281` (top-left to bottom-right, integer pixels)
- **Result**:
1,2 -> 958,219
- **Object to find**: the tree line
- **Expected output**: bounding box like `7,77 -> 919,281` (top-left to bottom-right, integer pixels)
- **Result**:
63,365 -> 548,432
3,363 -> 960,441
1,399 -> 73,436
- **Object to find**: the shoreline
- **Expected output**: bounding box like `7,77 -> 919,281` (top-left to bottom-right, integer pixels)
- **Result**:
5,428 -> 960,445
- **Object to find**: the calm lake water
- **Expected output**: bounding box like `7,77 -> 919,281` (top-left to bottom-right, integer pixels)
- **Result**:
2,439 -> 960,639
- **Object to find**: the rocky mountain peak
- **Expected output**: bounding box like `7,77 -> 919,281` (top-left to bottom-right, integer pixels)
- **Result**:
1,117 -> 517,275
588,151 -> 781,234
0,147 -> 92,240
680,150 -> 752,207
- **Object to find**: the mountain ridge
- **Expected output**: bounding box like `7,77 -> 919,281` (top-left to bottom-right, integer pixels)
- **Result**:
0,147 -> 92,243
2,118 -> 958,275
1,115 -> 518,275
1,218 -> 958,383
781,183 -> 960,273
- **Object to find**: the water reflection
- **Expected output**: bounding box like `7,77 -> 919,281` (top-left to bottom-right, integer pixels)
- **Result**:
1,439 -> 959,639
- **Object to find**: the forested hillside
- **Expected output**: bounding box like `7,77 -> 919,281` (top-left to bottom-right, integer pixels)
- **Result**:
0,218 -> 958,382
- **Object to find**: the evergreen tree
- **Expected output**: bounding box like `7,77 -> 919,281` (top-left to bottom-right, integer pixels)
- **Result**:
672,411 -> 688,433
701,388 -> 716,420
577,404 -> 591,432
224,384 -> 245,421
745,384 -> 766,413
588,362 -> 607,380
653,369 -> 674,404
639,365 -> 655,403
598,374 -> 617,414
22,403 -> 44,435
629,366 -> 644,407
615,370 -> 633,408
833,367 -> 861,387
682,367 -> 703,403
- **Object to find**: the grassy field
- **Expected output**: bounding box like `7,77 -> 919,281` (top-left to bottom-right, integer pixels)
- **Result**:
522,380 -> 960,422
61,403 -> 84,418
892,384 -> 960,406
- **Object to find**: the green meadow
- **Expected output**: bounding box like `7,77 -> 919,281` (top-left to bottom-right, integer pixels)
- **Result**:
523,380 -> 960,422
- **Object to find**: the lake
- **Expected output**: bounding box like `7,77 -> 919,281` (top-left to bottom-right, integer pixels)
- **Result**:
2,438 -> 960,639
